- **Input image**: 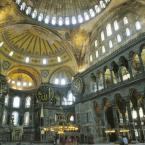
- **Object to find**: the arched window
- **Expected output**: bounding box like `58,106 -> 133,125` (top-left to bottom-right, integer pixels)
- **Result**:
135,21 -> 141,30
62,91 -> 75,106
130,52 -> 141,75
95,40 -> 98,47
44,15 -> 50,24
51,16 -> 56,25
31,9 -> 37,19
24,112 -> 30,126
109,40 -> 113,48
84,12 -> 90,21
106,23 -> 112,37
97,72 -> 104,90
16,0 -> 21,5
58,17 -> 63,26
70,115 -> 75,122
90,55 -> 93,62
126,28 -> 131,36
2,110 -> 7,125
25,96 -> 31,108
89,9 -> 95,18
12,111 -> 19,126
26,6 -> 31,15
102,46 -> 106,53
78,15 -> 83,23
72,16 -> 77,25
121,66 -> 130,81
141,46 -> 145,66
65,17 -> 70,25
13,96 -> 20,108
101,31 -> 105,41
96,50 -> 99,58
20,2 -> 26,11
100,0 -> 106,9
4,94 -> 9,106
117,34 -> 122,43
95,5 -> 101,14
123,17 -> 128,25
114,20 -> 119,31
104,68 -> 112,87
38,13 -> 43,22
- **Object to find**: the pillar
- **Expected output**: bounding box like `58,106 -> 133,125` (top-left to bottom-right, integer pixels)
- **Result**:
118,66 -> 123,82
138,53 -> 144,72
128,60 -> 133,79
126,100 -> 135,140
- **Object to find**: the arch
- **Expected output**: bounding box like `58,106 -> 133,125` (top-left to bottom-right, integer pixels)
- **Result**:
129,88 -> 144,110
49,66 -> 74,85
104,66 -> 112,87
12,111 -> 19,126
25,96 -> 31,108
97,70 -> 104,90
13,96 -> 20,108
129,51 -> 142,74
93,101 -> 100,115
119,56 -> 130,81
2,109 -> 7,125
119,56 -> 129,69
24,112 -> 30,126
102,98 -> 115,128
114,93 -> 126,115
110,61 -> 119,83
140,44 -> 145,67
7,65 -> 41,90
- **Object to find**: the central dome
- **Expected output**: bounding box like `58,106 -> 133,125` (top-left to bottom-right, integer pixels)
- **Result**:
15,0 -> 111,27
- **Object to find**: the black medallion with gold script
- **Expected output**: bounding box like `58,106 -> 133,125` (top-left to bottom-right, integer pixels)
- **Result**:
71,77 -> 84,96
0,74 -> 8,97
36,85 -> 54,102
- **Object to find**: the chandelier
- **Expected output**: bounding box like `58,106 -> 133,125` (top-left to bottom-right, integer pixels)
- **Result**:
40,107 -> 79,135
42,123 -> 79,135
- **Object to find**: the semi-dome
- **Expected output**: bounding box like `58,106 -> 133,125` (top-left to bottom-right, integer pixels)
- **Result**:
0,24 -> 76,67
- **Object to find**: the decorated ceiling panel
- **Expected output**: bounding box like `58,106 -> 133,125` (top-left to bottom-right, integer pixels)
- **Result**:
15,0 -> 111,27
0,24 -> 78,67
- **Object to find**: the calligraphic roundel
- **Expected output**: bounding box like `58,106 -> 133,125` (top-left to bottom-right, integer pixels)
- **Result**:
37,85 -> 54,102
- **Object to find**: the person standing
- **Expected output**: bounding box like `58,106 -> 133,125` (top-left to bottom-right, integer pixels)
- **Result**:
123,136 -> 128,145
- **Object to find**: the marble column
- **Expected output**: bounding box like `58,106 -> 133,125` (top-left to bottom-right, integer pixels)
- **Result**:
136,107 -> 144,142
128,60 -> 133,79
112,105 -> 119,129
138,54 -> 144,72
102,72 -> 106,89
126,100 -> 135,140
96,75 -> 99,91
118,66 -> 123,82
110,69 -> 114,85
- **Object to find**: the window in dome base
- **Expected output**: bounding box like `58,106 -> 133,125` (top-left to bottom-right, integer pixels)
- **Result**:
109,40 -> 113,48
135,21 -> 141,30
101,31 -> 105,41
126,28 -> 131,37
117,34 -> 122,43
72,16 -> 77,25
114,20 -> 119,31
123,17 -> 129,25
106,23 -> 112,37
96,50 -> 99,58
90,55 -> 93,62
102,46 -> 106,53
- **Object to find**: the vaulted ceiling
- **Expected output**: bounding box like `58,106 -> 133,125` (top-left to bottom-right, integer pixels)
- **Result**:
0,0 -> 127,89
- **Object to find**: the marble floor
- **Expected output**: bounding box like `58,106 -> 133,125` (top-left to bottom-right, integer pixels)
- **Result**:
1,143 -> 145,145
